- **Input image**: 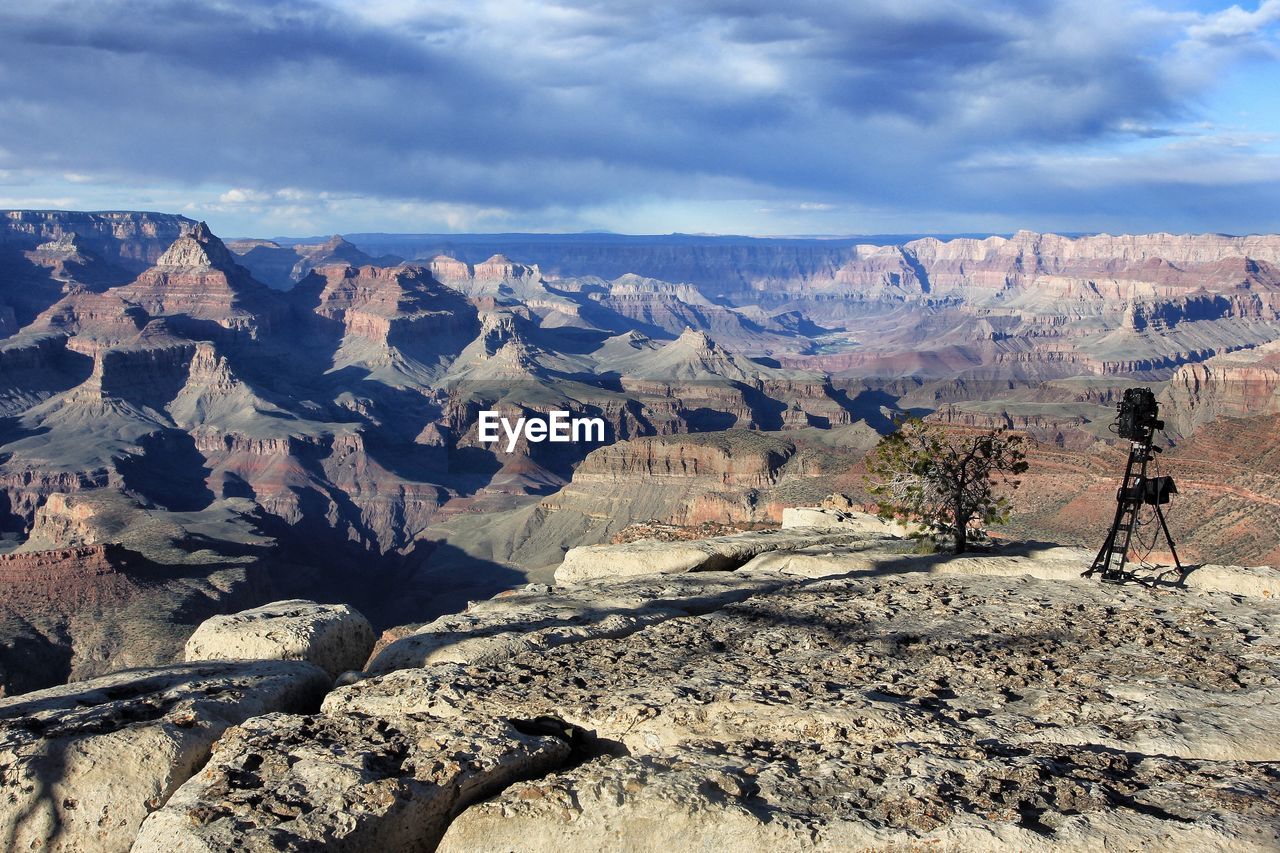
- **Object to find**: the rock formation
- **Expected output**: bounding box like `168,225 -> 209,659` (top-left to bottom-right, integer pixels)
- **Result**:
110,222 -> 275,340
225,234 -> 403,289
131,711 -> 570,852
42,521 -> 1273,852
305,262 -> 479,385
365,570 -> 792,675
0,660 -> 330,852
554,526 -> 871,583
434,562 -> 1279,849
183,599 -> 375,679
1160,341 -> 1280,435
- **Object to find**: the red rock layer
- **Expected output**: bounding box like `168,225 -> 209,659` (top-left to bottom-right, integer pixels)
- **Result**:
0,544 -> 137,610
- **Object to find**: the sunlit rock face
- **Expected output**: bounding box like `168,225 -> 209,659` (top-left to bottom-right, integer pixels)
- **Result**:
121,540 -> 1280,852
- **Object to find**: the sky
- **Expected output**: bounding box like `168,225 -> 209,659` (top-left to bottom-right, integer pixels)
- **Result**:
0,0 -> 1278,237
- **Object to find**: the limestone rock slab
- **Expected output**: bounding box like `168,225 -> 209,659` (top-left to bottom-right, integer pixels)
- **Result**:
781,506 -> 913,537
132,711 -> 571,852
184,599 -> 375,678
440,742 -> 1279,852
1184,563 -> 1280,599
927,545 -> 1095,581
0,660 -> 330,853
742,542 -> 1096,582
554,528 -> 865,583
341,572 -> 1280,850
364,572 -> 788,675
740,538 -> 929,578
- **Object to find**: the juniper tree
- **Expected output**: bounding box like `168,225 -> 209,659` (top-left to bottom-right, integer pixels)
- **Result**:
865,418 -> 1028,554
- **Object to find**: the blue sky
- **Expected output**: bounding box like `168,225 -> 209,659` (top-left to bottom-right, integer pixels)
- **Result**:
0,0 -> 1277,237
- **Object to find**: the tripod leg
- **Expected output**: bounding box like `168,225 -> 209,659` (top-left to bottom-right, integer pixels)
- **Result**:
1153,504 -> 1183,570
1116,445 -> 1167,578
1111,499 -> 1139,581
1086,445 -> 1141,579
1085,499 -> 1127,577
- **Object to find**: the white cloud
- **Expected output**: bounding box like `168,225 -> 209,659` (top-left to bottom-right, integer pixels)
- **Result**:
218,188 -> 271,204
0,196 -> 76,208
1187,0 -> 1280,42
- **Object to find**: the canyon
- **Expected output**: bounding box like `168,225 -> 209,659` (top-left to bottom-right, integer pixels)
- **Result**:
0,210 -> 1278,695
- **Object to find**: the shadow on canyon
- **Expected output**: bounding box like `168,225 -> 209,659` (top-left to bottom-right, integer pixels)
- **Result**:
251,518 -> 528,632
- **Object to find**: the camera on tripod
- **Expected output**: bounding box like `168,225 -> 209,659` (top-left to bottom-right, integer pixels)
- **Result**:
1086,385 -> 1183,583
1115,387 -> 1163,442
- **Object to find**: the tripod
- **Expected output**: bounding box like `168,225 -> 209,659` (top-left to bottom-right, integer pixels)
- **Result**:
1083,430 -> 1183,583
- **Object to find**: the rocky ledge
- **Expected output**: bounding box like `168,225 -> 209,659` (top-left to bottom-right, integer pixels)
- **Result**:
184,599 -> 375,680
3,513 -> 1278,851
0,660 -> 331,852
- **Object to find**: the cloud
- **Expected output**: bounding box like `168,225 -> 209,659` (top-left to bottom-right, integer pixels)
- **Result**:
218,188 -> 273,204
0,196 -> 77,208
0,0 -> 1276,234
1187,0 -> 1280,42
194,185 -> 521,236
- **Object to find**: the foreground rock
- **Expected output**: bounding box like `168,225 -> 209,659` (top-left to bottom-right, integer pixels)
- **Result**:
9,531 -> 1279,851
365,572 -> 790,675
741,540 -> 1096,581
184,599 -> 375,679
0,660 -> 330,852
1183,563 -> 1280,599
554,527 -> 874,583
440,740 -> 1278,851
324,567 -> 1280,850
779,505 -> 913,536
132,711 -> 570,852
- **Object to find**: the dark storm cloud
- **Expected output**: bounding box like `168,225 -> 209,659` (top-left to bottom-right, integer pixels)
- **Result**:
0,0 -> 1275,230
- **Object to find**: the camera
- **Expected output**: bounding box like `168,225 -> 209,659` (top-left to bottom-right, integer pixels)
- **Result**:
1115,387 -> 1163,442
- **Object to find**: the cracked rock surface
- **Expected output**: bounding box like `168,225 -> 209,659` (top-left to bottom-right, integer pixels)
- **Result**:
0,660 -> 330,852
365,571 -> 791,674
554,527 -> 870,583
131,711 -> 571,852
329,571 -> 1280,851
5,535 -> 1278,851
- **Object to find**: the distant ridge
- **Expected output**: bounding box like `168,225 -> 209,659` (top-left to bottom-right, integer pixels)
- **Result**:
237,229 -> 1277,291
248,232 -> 1012,287
262,231 -> 1012,253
